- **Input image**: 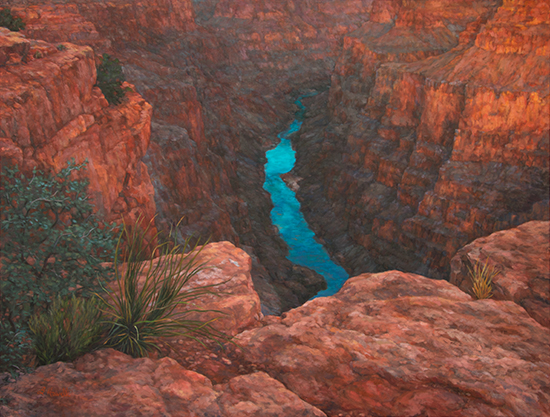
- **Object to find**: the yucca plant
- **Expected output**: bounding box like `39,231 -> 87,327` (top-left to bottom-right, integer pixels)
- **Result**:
95,217 -> 229,358
28,294 -> 104,366
468,259 -> 500,300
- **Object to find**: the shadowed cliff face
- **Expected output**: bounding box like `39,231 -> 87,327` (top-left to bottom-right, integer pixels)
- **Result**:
2,0 -> 548,312
294,0 -> 549,279
4,0 -> 376,313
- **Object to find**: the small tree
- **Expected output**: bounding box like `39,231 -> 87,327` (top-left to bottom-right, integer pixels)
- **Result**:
0,160 -> 116,330
95,54 -> 128,105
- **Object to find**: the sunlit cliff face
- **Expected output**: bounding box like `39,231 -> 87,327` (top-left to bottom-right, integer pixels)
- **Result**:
1,0 -> 549,313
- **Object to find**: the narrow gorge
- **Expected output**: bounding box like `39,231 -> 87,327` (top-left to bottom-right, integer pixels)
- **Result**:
1,0 -> 549,415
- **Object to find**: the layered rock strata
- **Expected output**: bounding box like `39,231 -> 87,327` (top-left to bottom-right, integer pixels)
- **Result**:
4,2 -> 330,313
0,28 -> 156,228
294,0 -> 549,279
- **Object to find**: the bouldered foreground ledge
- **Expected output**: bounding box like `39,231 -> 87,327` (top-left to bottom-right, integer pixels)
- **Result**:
1,222 -> 549,416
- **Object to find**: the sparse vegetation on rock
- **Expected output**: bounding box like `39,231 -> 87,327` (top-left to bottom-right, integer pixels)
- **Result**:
29,295 -> 105,366
95,53 -> 128,105
95,218 -> 229,358
0,8 -> 25,32
468,259 -> 498,300
0,160 -> 116,376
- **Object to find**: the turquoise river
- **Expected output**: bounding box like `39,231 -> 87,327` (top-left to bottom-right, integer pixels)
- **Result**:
263,95 -> 349,298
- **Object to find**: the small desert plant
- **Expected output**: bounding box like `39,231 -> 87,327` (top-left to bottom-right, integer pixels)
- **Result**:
95,218 -> 228,358
468,259 -> 499,300
95,53 -> 128,105
28,294 -> 105,366
0,8 -> 25,32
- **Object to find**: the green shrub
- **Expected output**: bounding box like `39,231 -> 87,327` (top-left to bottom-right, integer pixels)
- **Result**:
95,218 -> 229,358
0,160 -> 116,374
0,8 -> 25,32
0,322 -> 32,379
95,53 -> 128,105
468,259 -> 499,300
29,294 -> 104,366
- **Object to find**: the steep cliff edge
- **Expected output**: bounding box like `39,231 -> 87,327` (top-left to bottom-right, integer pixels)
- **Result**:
0,28 -> 156,228
1,224 -> 548,416
294,0 -> 549,279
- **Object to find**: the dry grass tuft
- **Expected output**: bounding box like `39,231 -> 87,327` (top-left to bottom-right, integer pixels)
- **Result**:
468,259 -> 500,300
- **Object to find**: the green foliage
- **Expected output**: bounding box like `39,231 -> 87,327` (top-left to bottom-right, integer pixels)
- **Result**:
0,8 -> 25,32
95,218 -> 229,358
468,259 -> 499,300
0,160 -> 116,332
95,53 -> 127,106
28,294 -> 104,366
0,322 -> 32,379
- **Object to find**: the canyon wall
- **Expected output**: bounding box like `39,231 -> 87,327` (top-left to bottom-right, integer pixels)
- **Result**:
4,0 -> 377,313
3,0 -> 548,312
0,28 -> 156,229
294,0 -> 549,279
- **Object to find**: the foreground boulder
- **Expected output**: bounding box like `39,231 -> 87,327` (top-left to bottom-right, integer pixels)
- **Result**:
235,271 -> 550,416
0,349 -> 325,417
450,220 -> 550,328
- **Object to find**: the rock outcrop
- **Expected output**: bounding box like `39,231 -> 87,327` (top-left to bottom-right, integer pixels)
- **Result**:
1,224 -> 549,416
0,349 -> 326,417
294,0 -> 549,279
0,28 -> 156,228
234,270 -> 550,416
450,220 -> 550,328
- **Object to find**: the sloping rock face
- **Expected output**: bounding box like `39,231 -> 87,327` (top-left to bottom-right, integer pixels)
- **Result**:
294,0 -> 550,279
0,349 -> 326,417
234,270 -> 550,416
450,220 -> 550,328
107,241 -> 263,337
0,28 -> 156,228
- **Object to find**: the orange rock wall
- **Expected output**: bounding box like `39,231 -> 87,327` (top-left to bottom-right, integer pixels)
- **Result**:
295,0 -> 549,278
0,28 -> 156,228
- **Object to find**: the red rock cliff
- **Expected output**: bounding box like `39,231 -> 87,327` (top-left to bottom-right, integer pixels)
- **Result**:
294,0 -> 549,279
0,28 -> 156,228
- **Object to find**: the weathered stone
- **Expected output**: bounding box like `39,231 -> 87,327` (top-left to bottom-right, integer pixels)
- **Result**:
0,349 -> 326,417
235,271 -> 550,416
450,220 -> 550,327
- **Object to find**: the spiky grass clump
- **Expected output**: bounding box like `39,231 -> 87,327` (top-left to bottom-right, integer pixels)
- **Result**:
95,218 -> 228,358
29,295 -> 104,366
468,259 -> 500,300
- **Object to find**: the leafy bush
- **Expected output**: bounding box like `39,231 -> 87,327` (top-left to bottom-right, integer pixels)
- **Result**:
0,8 -> 25,32
95,53 -> 128,105
28,294 -> 104,366
95,218 -> 228,358
0,160 -> 116,373
0,322 -> 32,379
468,259 -> 499,300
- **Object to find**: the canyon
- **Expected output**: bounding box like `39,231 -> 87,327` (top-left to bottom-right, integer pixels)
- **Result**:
2,0 -> 548,313
1,0 -> 549,414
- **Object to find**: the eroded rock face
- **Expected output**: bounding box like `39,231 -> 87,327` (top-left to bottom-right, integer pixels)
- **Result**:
0,28 -> 156,228
0,349 -> 326,417
234,271 -> 550,416
294,0 -> 549,279
450,220 -> 550,328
